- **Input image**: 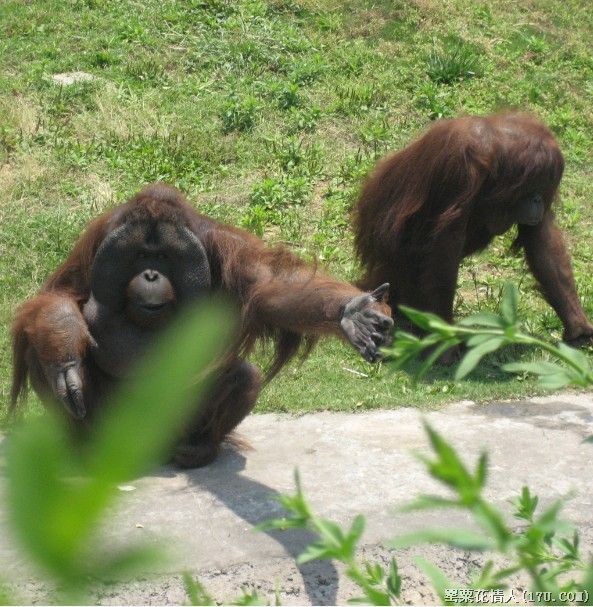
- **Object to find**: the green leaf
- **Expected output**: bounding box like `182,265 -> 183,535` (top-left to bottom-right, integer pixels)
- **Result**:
255,517 -> 306,532
6,415 -> 84,583
348,597 -> 375,605
341,515 -> 366,559
347,578 -> 391,606
422,423 -> 477,497
183,573 -> 214,606
458,312 -> 506,329
476,453 -> 488,489
502,361 -> 574,389
556,532 -> 579,561
472,502 -> 512,547
455,337 -> 505,380
6,300 -> 235,591
364,562 -> 384,584
583,436 -> 593,444
536,499 -> 566,533
386,558 -> 402,598
557,342 -> 590,370
315,518 -> 345,548
348,514 -> 366,544
466,333 -> 500,347
234,589 -> 265,606
347,591 -> 390,606
414,338 -> 461,382
414,557 -> 456,604
400,495 -> 460,511
500,282 -> 518,326
503,361 -> 566,375
297,541 -> 333,564
389,528 -> 494,551
538,372 -> 575,390
513,486 -> 539,522
399,306 -> 452,333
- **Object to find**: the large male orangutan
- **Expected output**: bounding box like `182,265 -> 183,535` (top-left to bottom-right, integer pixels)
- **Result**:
12,183 -> 393,467
354,112 -> 593,345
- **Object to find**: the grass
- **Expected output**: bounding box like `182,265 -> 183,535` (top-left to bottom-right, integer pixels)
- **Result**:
1,0 -> 593,424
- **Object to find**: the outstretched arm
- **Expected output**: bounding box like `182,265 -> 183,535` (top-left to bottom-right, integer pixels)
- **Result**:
207,226 -> 393,362
519,211 -> 593,344
253,275 -> 393,362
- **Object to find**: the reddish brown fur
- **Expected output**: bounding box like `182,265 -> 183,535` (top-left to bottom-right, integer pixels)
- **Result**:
12,183 -> 391,467
354,112 -> 593,342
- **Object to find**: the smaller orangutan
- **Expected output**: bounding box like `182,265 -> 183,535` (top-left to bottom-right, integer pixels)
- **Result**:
12,183 -> 393,468
354,112 -> 593,345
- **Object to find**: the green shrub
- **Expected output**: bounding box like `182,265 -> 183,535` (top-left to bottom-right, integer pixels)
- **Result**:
220,95 -> 259,133
426,36 -> 483,84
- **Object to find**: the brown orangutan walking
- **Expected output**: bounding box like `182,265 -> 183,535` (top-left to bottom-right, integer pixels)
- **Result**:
354,112 -> 593,345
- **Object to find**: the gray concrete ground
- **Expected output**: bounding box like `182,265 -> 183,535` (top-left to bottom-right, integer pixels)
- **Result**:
1,392 -> 592,605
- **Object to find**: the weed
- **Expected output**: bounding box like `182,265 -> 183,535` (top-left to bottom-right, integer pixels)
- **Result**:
277,83 -> 302,110
249,175 -> 310,211
335,83 -> 387,116
220,95 -> 259,133
289,53 -> 327,84
262,423 -> 593,605
416,81 -> 455,119
240,204 -> 270,238
286,106 -> 321,134
358,116 -> 391,151
388,283 -> 593,389
426,36 -> 483,84
125,57 -> 165,84
270,137 -> 324,176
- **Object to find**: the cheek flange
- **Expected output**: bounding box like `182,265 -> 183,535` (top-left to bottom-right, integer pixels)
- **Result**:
89,221 -> 211,310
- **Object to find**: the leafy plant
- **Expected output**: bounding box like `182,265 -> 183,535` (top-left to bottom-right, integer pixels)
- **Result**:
287,106 -> 321,134
183,572 -> 269,606
277,83 -> 302,110
390,424 -> 591,604
416,81 -> 454,120
386,282 -> 593,389
240,203 -> 270,237
335,83 -> 387,116
248,175 -> 310,211
358,117 -> 390,152
426,37 -> 483,84
270,137 -> 324,176
220,94 -> 259,133
259,471 -> 402,606
262,424 -> 593,605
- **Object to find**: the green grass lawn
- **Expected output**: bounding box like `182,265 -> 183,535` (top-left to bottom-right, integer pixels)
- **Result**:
1,0 -> 593,424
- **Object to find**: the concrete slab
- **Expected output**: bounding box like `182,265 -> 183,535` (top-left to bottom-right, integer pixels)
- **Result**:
1,392 -> 592,604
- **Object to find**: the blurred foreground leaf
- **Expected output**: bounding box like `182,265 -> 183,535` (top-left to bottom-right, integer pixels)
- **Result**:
6,300 -> 235,598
